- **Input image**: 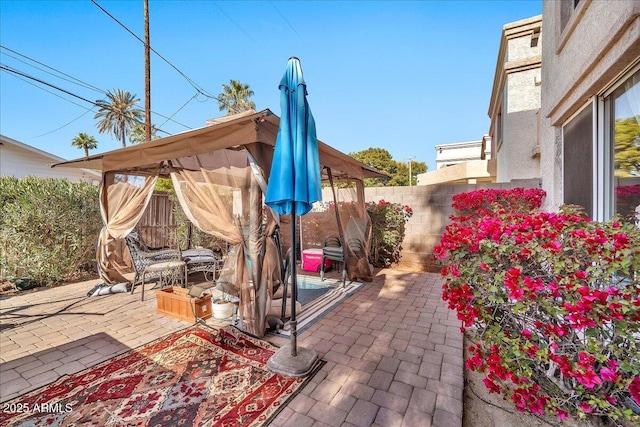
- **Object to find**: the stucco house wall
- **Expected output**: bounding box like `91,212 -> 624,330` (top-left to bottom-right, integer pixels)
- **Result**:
539,0 -> 640,214
488,15 -> 543,183
0,135 -> 100,183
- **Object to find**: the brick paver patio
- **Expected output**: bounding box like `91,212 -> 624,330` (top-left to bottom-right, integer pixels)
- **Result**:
0,269 -> 463,427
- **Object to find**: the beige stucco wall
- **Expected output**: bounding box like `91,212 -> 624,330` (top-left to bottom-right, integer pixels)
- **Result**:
489,15 -> 543,183
417,160 -> 494,185
539,0 -> 640,211
434,140 -> 485,169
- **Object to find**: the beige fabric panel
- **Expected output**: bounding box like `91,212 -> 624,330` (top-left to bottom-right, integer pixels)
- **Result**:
53,109 -> 385,180
103,124 -> 259,171
98,173 -> 158,284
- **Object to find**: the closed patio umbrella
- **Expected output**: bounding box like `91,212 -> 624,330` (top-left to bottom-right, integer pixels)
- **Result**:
265,57 -> 321,377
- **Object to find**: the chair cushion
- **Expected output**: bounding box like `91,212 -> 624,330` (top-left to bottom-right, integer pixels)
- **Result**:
144,260 -> 185,272
182,248 -> 215,258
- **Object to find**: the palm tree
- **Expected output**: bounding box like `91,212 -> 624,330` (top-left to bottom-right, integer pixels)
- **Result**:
94,89 -> 144,147
129,121 -> 159,145
71,132 -> 98,158
217,80 -> 256,116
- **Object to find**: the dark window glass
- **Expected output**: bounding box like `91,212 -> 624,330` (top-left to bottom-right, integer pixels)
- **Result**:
563,105 -> 593,217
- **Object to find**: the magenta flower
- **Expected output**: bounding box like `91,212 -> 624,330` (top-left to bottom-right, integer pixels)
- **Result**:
599,367 -> 618,382
630,377 -> 640,406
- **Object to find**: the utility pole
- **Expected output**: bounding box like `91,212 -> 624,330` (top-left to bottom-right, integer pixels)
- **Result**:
407,156 -> 415,186
144,0 -> 151,142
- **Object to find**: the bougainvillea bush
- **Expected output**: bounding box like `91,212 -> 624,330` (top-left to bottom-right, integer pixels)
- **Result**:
435,188 -> 640,424
366,200 -> 413,267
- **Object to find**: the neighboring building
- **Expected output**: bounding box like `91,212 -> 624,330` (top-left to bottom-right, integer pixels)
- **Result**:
487,15 -> 543,183
434,138 -> 492,169
417,136 -> 494,185
0,135 -> 101,183
539,0 -> 640,221
419,15 -> 542,187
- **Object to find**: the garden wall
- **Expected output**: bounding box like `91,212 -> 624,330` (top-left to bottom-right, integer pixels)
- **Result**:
362,179 -> 541,270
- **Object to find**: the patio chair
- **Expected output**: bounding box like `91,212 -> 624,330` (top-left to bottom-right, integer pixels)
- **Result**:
182,247 -> 223,282
320,236 -> 347,285
124,233 -> 186,301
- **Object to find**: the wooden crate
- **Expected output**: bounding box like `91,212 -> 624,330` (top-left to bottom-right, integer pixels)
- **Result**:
156,286 -> 212,322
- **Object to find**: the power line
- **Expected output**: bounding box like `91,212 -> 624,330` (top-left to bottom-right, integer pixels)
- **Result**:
1,64 -> 95,104
3,70 -> 94,111
0,45 -> 105,94
90,0 -> 220,101
212,2 -> 262,48
157,92 -> 198,129
31,109 -> 96,139
1,63 -> 191,131
269,2 -> 304,42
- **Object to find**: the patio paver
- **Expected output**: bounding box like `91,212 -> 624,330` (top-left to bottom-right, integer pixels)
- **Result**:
0,269 -> 463,427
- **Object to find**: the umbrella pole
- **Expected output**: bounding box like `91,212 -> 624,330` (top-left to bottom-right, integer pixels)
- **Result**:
290,204 -> 298,357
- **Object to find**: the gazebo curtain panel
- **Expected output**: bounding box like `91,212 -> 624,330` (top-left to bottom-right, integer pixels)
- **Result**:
97,171 -> 158,284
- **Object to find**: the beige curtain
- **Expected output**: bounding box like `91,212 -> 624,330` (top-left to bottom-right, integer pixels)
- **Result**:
98,171 -> 159,284
171,164 -> 270,336
327,169 -> 373,282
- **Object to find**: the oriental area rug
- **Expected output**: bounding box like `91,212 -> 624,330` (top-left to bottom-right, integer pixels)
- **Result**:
0,325 -> 323,427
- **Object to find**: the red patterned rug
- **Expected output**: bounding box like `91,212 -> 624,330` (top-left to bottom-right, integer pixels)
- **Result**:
0,325 -> 323,427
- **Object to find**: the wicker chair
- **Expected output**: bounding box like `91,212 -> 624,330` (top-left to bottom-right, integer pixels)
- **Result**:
124,233 -> 186,301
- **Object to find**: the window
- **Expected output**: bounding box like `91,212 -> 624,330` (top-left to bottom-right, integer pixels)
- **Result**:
561,64 -> 640,224
560,0 -> 576,32
496,112 -> 502,145
563,104 -> 594,217
605,68 -> 640,225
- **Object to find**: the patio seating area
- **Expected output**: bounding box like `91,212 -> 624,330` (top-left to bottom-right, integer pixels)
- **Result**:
0,268 -> 463,427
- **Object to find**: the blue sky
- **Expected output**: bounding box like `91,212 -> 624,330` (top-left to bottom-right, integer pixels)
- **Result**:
0,0 -> 541,171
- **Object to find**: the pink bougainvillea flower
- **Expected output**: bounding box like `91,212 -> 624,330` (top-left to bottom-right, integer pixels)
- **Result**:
574,270 -> 589,280
483,377 -> 501,394
599,367 -> 618,382
577,352 -> 595,369
629,377 -> 640,405
579,402 -> 593,413
575,369 -> 602,389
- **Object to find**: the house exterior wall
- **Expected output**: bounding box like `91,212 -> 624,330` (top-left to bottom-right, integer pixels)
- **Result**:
0,136 -> 100,183
417,160 -> 494,186
434,140 -> 487,169
417,138 -> 493,185
540,0 -> 640,213
488,15 -> 543,183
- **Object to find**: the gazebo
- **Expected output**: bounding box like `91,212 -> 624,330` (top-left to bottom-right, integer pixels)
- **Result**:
53,109 -> 384,337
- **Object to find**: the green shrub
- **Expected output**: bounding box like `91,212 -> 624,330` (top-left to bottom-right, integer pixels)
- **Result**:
0,176 -> 101,286
367,200 -> 413,267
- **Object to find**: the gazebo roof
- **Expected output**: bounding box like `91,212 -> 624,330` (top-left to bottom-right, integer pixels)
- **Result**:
52,109 -> 386,181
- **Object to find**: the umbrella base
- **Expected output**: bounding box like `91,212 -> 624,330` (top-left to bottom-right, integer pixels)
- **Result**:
267,344 -> 319,377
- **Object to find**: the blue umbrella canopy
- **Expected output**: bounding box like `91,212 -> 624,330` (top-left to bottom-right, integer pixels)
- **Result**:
265,57 -> 322,216
265,57 -> 321,364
